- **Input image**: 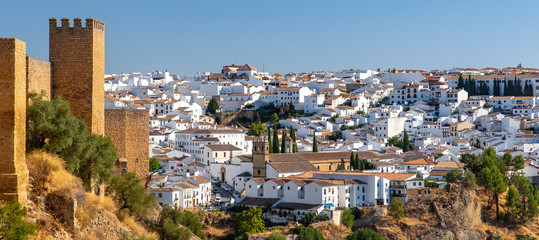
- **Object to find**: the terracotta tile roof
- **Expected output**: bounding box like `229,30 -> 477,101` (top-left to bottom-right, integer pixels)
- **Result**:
400,158 -> 435,165
434,161 -> 466,169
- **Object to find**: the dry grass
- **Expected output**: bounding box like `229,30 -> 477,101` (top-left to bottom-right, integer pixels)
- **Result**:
26,151 -> 157,240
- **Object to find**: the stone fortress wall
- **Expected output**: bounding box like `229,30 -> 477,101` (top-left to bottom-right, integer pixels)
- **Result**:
105,109 -> 150,183
49,18 -> 105,135
0,38 -> 29,204
0,18 -> 148,204
26,56 -> 52,101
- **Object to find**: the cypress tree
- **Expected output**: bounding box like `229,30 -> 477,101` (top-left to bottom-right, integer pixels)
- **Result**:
281,129 -> 287,153
350,152 -> 355,169
493,79 -> 500,96
290,126 -> 297,152
355,154 -> 361,170
457,74 -> 464,89
515,77 -> 523,96
312,134 -> 318,152
403,129 -> 410,152
268,128 -> 272,153
503,77 -> 508,96
471,78 -> 476,95
525,81 -> 533,96
273,126 -> 280,153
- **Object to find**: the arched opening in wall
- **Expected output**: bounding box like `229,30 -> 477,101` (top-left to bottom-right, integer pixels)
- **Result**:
257,169 -> 261,175
220,167 -> 226,182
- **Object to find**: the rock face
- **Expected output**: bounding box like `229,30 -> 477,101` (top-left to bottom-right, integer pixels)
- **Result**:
357,185 -> 487,240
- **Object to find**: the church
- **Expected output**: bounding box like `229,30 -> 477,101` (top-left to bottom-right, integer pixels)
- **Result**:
209,138 -> 379,192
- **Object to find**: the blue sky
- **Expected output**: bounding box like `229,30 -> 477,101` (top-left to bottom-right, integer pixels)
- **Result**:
1,0 -> 538,75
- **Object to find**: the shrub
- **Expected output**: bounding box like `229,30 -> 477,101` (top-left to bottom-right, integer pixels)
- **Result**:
266,232 -> 287,240
389,198 -> 405,221
109,172 -> 156,219
347,228 -> 384,240
296,226 -> 324,240
235,207 -> 265,236
341,207 -> 354,228
0,201 -> 39,240
158,206 -> 205,240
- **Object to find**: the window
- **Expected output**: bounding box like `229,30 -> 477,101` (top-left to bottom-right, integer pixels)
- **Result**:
158,193 -> 162,198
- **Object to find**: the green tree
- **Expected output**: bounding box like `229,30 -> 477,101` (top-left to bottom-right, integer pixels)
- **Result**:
150,157 -> 160,172
501,152 -> 513,167
463,170 -> 476,188
329,115 -> 339,123
443,170 -> 462,183
493,79 -> 500,96
312,134 -> 318,152
26,95 -> 89,173
159,219 -> 192,240
386,136 -> 400,147
402,129 -> 410,152
505,185 -> 521,221
457,74 -> 464,89
296,226 -> 324,240
290,127 -> 297,153
109,172 -> 156,218
503,78 -> 508,96
158,206 -> 205,240
0,201 -> 39,240
235,207 -> 265,236
526,190 -> 538,221
513,155 -> 525,170
206,98 -> 219,114
281,129 -> 287,153
26,95 -> 117,189
78,134 -> 118,190
479,166 -> 507,219
298,212 -> 316,226
515,77 -> 523,96
266,233 -> 287,240
350,152 -> 355,169
248,122 -> 267,137
460,153 -> 482,175
268,128 -> 273,153
273,127 -> 280,154
389,198 -> 405,221
269,113 -> 279,123
346,228 -> 384,240
341,207 -> 354,228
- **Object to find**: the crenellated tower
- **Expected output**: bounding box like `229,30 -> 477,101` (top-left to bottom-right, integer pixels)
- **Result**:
49,18 -> 105,135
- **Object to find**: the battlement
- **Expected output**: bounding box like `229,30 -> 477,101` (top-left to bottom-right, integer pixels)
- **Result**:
49,18 -> 104,31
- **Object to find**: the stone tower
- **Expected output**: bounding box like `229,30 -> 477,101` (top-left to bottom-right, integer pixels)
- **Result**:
252,138 -> 269,178
104,109 -> 150,183
0,38 -> 29,204
49,18 -> 105,135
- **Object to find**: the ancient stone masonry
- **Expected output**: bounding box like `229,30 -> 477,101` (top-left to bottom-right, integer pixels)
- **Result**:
105,109 -> 150,183
49,18 -> 105,135
26,56 -> 51,101
0,38 -> 29,204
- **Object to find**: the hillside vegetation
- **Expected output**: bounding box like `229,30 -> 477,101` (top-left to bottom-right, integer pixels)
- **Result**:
24,151 -> 157,239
